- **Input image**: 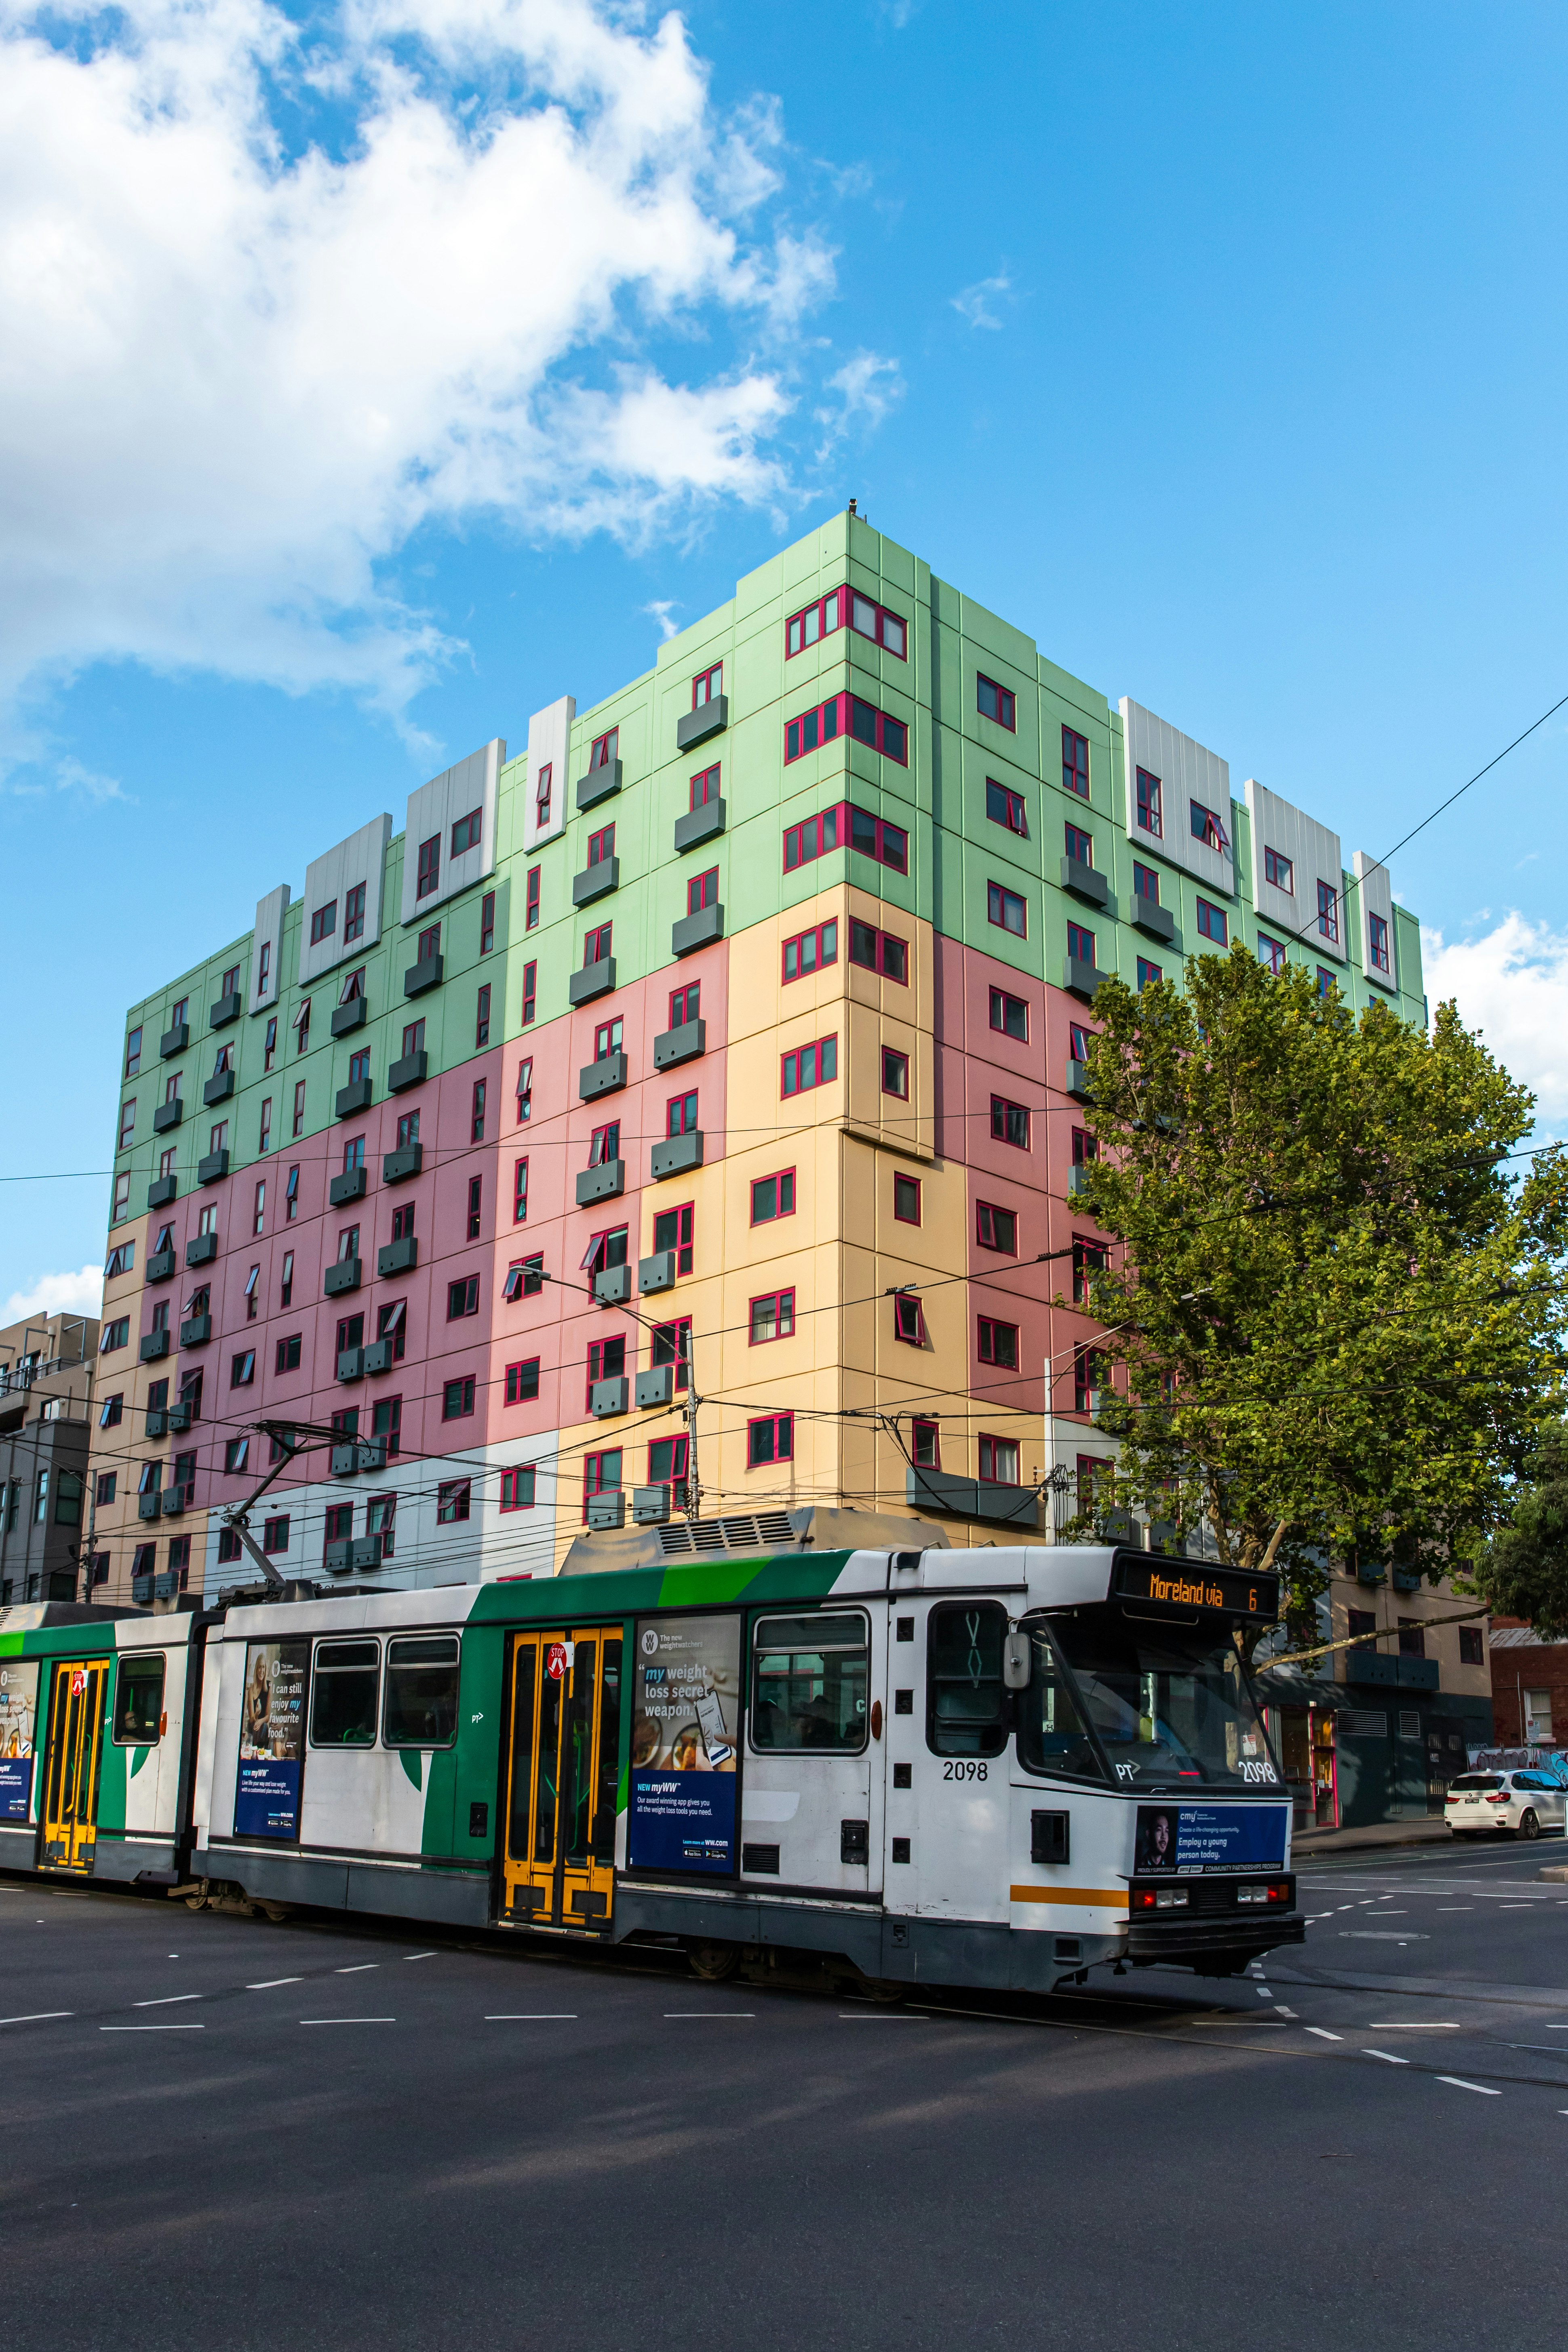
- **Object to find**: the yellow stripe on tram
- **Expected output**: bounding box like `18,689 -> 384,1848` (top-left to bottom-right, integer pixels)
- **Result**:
1010,1885 -> 1130,1911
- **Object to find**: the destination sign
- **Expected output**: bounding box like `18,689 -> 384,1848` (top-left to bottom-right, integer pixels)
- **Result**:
1113,1557 -> 1279,1621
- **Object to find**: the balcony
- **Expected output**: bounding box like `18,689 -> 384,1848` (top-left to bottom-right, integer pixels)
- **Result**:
153,1099 -> 183,1134
329,1165 -> 367,1207
145,1408 -> 171,1438
331,997 -> 367,1037
147,1174 -> 178,1210
159,1022 -> 188,1059
593,1265 -> 632,1307
198,1149 -> 229,1185
673,796 -> 725,856
331,1436 -> 360,1469
139,1330 -> 171,1363
185,1232 -> 218,1267
586,1489 -> 626,1529
676,695 -> 727,753
168,1401 -> 192,1433
904,1464 -> 1041,1528
388,1049 -> 427,1094
131,1573 -> 154,1605
579,1050 -> 627,1103
1392,1568 -> 1423,1593
209,990 -> 242,1028
653,1018 -> 705,1070
639,1249 -> 676,1294
383,1142 -> 422,1184
336,1076 -> 373,1118
573,857 -> 619,906
575,1159 -> 625,1208
590,1375 -> 629,1418
1065,1062 -> 1091,1099
160,1486 -> 186,1518
325,1256 -> 362,1296
651,1130 -> 703,1181
336,1346 -> 365,1383
569,956 -> 615,1007
179,1313 -> 211,1348
404,953 -> 443,998
1063,955 -> 1105,1003
1060,855 -> 1110,909
636,1364 -> 674,1408
203,1070 -> 234,1107
377,1234 -> 417,1277
331,1436 -> 386,1473
325,1538 -> 352,1574
632,1485 -> 672,1524
672,903 -> 723,958
362,1337 -> 394,1376
576,757 -> 622,812
146,1249 -> 177,1284
1343,1651 -> 1439,1692
153,1570 -> 181,1600
137,1493 -> 161,1523
326,1534 -> 384,1573
1132,895 -> 1176,944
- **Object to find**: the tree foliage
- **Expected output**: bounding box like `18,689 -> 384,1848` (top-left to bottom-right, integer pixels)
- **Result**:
1070,946 -> 1568,1617
1474,1421 -> 1568,1636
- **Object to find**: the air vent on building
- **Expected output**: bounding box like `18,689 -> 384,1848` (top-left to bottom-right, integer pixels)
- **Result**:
655,1510 -> 800,1557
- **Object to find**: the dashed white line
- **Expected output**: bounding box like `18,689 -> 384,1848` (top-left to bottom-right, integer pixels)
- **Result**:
0,2012 -> 72,2026
1437,2076 -> 1501,2095
134,1994 -> 202,2008
838,2012 -> 928,2020
299,2017 -> 395,2025
101,2025 -> 204,2033
335,1964 -> 379,1974
486,2014 -> 578,2021
663,2012 -> 755,2019
1363,2049 -> 1411,2065
1305,2027 -> 1342,2041
1367,2023 -> 1461,2030
404,1952 -> 438,1961
247,1978 -> 302,1990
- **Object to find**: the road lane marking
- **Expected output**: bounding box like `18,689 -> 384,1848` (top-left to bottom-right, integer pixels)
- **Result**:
101,2025 -> 204,2033
837,2012 -> 929,2020
486,2014 -> 578,2021
1437,2076 -> 1500,2095
247,1978 -> 302,1989
0,2013 -> 73,2026
135,1994 -> 202,2007
1366,2022 -> 1460,2029
300,2017 -> 395,2025
404,1952 -> 438,1961
1305,2028 -> 1342,2040
663,2012 -> 755,2019
335,1964 -> 379,1973
1437,1907 -> 1473,1912
1274,2006 -> 1297,2018
1363,2049 -> 1410,2064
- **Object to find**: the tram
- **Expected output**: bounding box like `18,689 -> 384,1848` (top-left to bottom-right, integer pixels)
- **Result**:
0,1542 -> 1302,1989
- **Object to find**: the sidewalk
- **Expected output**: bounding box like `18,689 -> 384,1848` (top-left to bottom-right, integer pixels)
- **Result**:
1292,1818 -> 1454,1858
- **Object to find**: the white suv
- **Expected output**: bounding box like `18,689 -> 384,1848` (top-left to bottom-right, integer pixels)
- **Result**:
1446,1770 -> 1567,1839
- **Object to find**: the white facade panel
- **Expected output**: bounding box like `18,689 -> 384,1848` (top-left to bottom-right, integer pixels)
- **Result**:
251,883 -> 290,1014
297,815 -> 392,988
1353,850 -> 1398,992
399,739 -> 504,927
1243,781 -> 1345,965
1119,699 -> 1235,899
522,697 -> 575,853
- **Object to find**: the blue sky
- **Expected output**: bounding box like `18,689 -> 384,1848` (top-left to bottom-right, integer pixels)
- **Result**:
4,0 -> 1568,1313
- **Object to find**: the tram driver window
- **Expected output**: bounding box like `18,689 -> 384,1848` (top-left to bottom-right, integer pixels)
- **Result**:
113,1653 -> 165,1743
925,1601 -> 1010,1758
1015,1625 -> 1106,1781
310,1640 -> 380,1748
750,1614 -> 868,1753
383,1636 -> 461,1747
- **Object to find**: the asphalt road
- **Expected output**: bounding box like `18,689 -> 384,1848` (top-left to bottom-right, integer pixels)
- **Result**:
3,1836 -> 1567,2352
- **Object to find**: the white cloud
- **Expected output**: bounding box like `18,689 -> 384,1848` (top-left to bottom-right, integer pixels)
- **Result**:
1,1263 -> 104,1329
643,599 -> 679,641
1425,913 -> 1568,1120
951,271 -> 1012,331
0,0 -> 856,739
814,352 -> 903,458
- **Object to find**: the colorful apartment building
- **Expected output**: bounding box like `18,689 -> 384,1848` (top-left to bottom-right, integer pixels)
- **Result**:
89,509 -> 1428,1603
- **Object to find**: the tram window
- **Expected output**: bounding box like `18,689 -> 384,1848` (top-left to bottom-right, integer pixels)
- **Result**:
310,1640 -> 380,1748
926,1602 -> 1010,1758
113,1654 -> 165,1743
1015,1626 -> 1107,1782
751,1613 -> 868,1753
384,1636 -> 461,1747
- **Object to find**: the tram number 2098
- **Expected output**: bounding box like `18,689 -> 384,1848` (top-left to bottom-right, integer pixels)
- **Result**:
942,1761 -> 989,1782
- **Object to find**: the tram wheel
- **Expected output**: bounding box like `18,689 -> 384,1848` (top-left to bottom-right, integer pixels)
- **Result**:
260,1904 -> 291,1923
686,1940 -> 741,1981
184,1893 -> 209,1911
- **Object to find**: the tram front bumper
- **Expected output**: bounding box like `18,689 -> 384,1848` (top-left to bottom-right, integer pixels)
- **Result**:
1123,1873 -> 1305,1969
1125,1911 -> 1305,1966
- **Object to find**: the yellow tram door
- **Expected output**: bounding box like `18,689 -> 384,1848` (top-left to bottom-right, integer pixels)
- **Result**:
502,1629 -> 622,1932
40,1662 -> 108,1873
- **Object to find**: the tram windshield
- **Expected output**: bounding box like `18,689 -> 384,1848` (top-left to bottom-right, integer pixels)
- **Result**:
1045,1610 -> 1279,1792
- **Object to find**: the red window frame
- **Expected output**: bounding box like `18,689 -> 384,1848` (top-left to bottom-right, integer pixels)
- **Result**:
1368,912 -> 1391,973
1064,821 -> 1092,866
584,921 -> 612,965
881,1047 -> 909,1099
535,763 -> 552,826
1264,846 -> 1294,893
976,1201 -> 1018,1254
594,1016 -> 622,1060
893,1294 -> 925,1346
1073,1348 -> 1104,1413
1136,768 -> 1162,839
784,584 -> 846,655
848,919 -> 908,982
505,1358 -> 541,1405
651,1315 -> 693,1391
1258,932 -> 1287,975
783,694 -> 908,767
499,1466 -> 535,1511
588,1120 -> 620,1167
582,1449 -> 622,1521
1132,860 -> 1160,905
750,1169 -> 796,1225
481,889 -> 495,953
416,834 -> 440,900
442,1376 -> 476,1421
1071,1126 -> 1097,1166
1066,923 -> 1096,965
451,807 -> 482,857
989,987 -> 1028,1041
586,1336 -> 627,1412
1062,726 -> 1089,799
977,674 -> 1016,730
748,1412 -> 794,1467
1317,880 -> 1339,942
652,1201 -> 693,1275
977,1316 -> 1019,1368
988,881 -> 1027,937
417,921 -> 440,962
991,1095 -> 1031,1149
589,728 -> 619,770
1195,898 -> 1228,945
1137,957 -> 1163,991
1073,1236 -> 1106,1305
475,986 -> 491,1050
687,866 -> 719,915
648,1434 -> 689,1488
749,1287 -> 796,1345
668,981 -> 700,1029
692,662 -> 723,707
343,884 -> 365,944
781,1035 -> 838,1096
1191,799 -> 1230,854
521,961 -> 536,1026
782,919 -> 838,982
911,1418 -> 940,1468
985,778 -> 1028,836
526,866 -> 540,929
979,1434 -> 1020,1484
666,1090 -> 698,1138
587,824 -> 615,866
690,763 -> 720,809
846,588 -> 907,658
893,1172 -> 921,1225
515,1058 -> 533,1123
437,1478 -> 471,1523
447,1275 -> 480,1321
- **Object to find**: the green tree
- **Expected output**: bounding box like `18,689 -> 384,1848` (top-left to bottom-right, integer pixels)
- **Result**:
1070,946 -> 1568,1621
1474,1420 -> 1568,1635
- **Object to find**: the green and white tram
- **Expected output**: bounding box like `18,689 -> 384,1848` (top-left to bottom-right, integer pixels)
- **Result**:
0,1543 -> 1302,1988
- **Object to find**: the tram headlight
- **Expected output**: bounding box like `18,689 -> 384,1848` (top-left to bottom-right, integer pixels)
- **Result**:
1155,1887 -> 1189,1909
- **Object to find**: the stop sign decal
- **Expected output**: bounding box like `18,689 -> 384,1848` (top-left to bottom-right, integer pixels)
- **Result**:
546,1642 -> 568,1681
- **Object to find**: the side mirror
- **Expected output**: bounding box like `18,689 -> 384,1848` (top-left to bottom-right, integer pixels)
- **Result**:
1003,1629 -> 1031,1691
